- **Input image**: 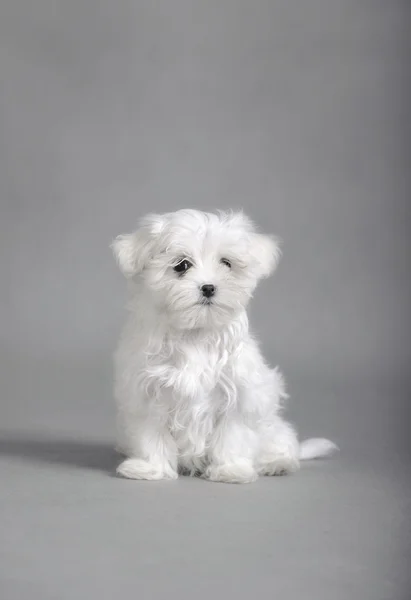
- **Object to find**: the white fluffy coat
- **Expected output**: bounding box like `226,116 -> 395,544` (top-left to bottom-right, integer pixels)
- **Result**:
112,209 -> 336,483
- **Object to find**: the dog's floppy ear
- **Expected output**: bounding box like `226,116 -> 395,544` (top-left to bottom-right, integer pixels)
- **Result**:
221,210 -> 282,279
111,213 -> 165,277
249,232 -> 282,279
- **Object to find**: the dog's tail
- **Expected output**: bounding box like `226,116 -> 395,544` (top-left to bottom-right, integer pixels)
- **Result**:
299,438 -> 338,460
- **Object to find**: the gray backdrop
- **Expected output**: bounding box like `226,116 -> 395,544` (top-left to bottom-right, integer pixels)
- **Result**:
1,2 -> 410,599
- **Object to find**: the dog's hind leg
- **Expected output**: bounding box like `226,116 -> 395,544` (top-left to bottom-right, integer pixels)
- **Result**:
257,416 -> 301,476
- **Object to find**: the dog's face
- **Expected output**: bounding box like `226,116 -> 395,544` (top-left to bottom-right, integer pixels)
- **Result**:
112,210 -> 281,330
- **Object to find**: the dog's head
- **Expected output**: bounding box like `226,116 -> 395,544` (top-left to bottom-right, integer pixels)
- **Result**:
112,209 -> 281,330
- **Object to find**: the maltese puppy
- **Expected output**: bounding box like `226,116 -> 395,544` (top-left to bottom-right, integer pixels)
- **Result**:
112,209 -> 336,483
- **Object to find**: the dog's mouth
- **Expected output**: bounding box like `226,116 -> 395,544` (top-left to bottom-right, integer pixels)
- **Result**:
198,298 -> 213,306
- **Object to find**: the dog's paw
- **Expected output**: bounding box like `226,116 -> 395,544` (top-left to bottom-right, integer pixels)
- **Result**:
116,458 -> 178,481
204,462 -> 258,484
258,454 -> 300,476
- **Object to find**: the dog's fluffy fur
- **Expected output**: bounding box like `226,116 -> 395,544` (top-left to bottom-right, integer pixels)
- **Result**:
112,209 -> 337,483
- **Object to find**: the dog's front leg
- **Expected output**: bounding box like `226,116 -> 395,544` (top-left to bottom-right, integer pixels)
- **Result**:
116,405 -> 178,481
204,416 -> 258,484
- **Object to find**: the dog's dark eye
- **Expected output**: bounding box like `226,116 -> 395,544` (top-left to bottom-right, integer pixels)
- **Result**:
220,258 -> 231,268
174,259 -> 193,274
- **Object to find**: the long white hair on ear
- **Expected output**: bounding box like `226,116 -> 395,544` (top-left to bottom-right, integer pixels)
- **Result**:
111,213 -> 165,277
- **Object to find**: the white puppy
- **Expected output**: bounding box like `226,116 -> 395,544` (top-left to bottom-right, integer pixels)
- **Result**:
112,209 -> 336,483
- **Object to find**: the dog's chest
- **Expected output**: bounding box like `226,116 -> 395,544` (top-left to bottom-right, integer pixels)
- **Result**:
145,336 -> 234,400
171,341 -> 230,396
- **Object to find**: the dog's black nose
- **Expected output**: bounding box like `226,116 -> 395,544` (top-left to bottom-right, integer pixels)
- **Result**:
201,284 -> 215,298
